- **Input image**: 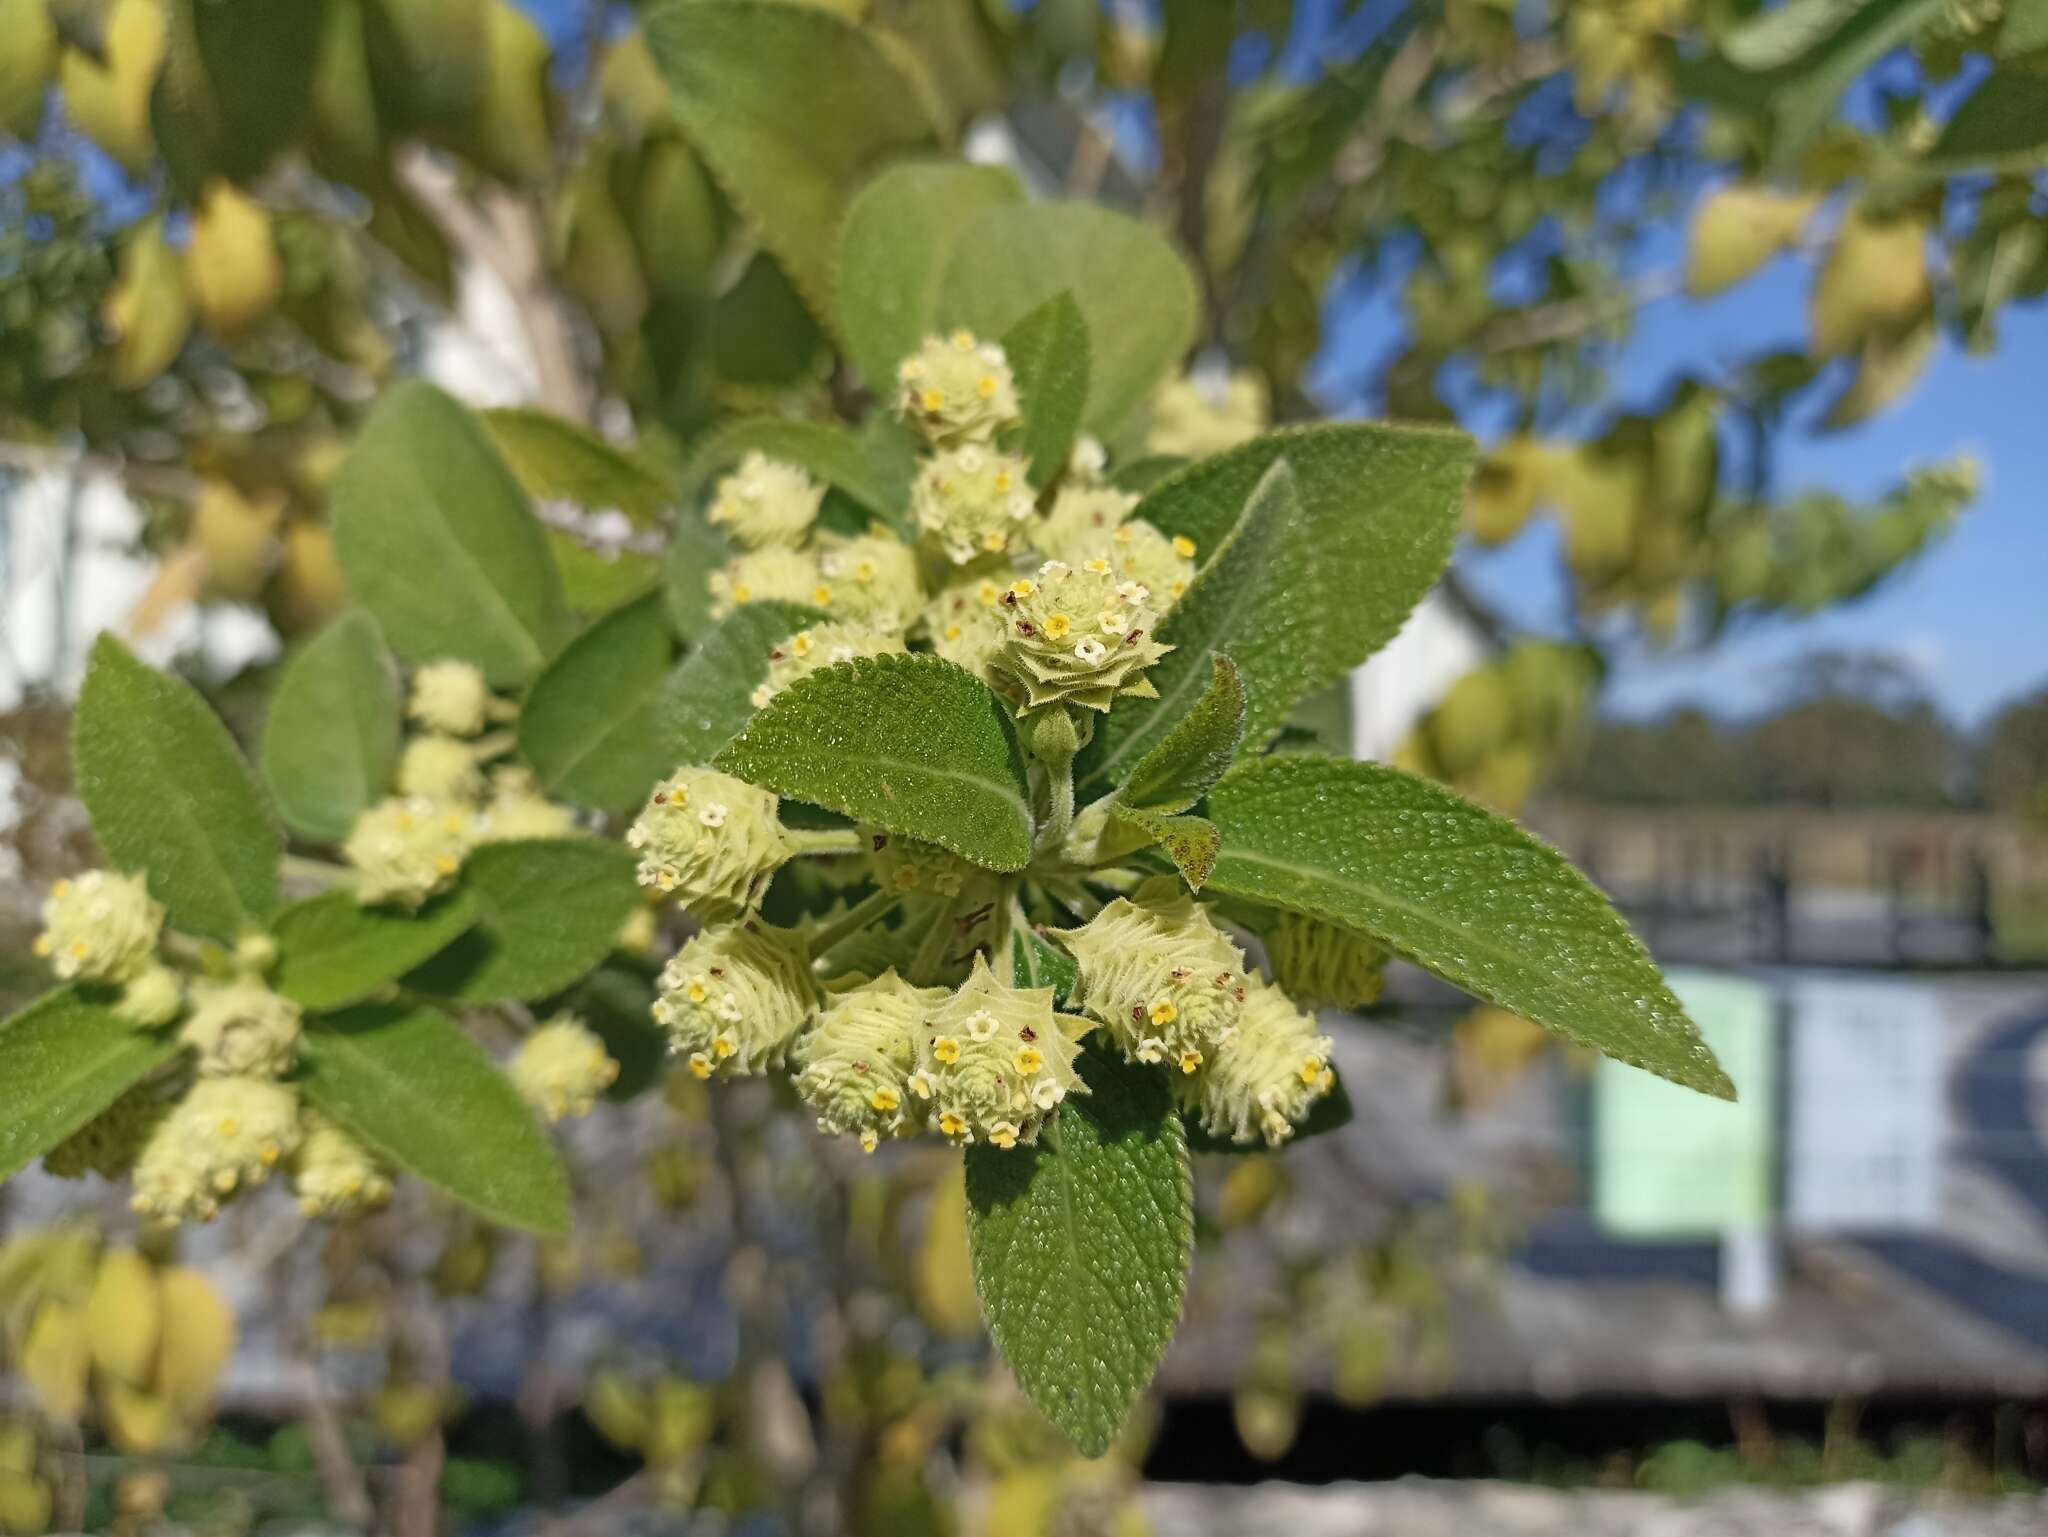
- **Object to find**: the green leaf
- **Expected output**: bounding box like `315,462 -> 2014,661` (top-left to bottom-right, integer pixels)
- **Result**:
646,0 -> 940,325
548,531 -> 663,616
1111,454 -> 1188,495
1108,805 -> 1219,890
836,159 -> 1024,390
715,654 -> 1034,871
1003,291 -> 1090,488
678,417 -> 913,530
151,0 -> 324,192
518,594 -> 680,814
1932,71 -> 2048,162
0,991 -> 181,1182
1115,654 -> 1246,814
407,839 -> 641,1004
301,1004 -> 570,1236
660,600 -> 823,766
937,200 -> 1198,435
331,380 -> 569,688
661,514 -> 733,642
270,888 -> 477,1012
1205,756 -> 1733,1098
1010,924 -> 1079,1004
965,1042 -> 1192,1457
1183,1067 -> 1354,1153
481,408 -> 675,526
261,610 -> 401,845
1078,426 -> 1473,792
711,250 -> 827,386
75,634 -> 280,943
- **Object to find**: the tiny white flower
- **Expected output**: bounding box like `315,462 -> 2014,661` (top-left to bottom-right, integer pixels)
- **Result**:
1075,638 -> 1109,665
699,802 -> 729,829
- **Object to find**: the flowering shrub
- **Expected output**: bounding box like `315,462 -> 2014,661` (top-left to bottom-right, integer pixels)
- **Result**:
1,232 -> 1730,1463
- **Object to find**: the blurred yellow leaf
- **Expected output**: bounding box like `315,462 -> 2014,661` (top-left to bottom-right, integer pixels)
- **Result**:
103,216 -> 192,389
186,180 -> 284,341
84,1248 -> 160,1388
584,1370 -> 650,1454
156,1266 -> 235,1423
100,1382 -> 178,1456
269,520 -> 351,635
19,1305 -> 88,1425
56,0 -> 165,170
1685,183 -> 1818,297
1820,316 -> 1937,429
0,1469 -> 52,1537
1465,434 -> 1557,546
1452,1005 -> 1552,1110
192,477 -> 284,600
913,1166 -> 981,1339
0,0 -> 58,140
1810,209 -> 1930,359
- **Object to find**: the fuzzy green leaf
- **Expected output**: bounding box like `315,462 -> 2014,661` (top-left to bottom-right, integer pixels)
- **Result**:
1010,924 -> 1079,1004
1183,1067 -> 1354,1153
570,963 -> 670,1103
301,1004 -> 570,1236
261,610 -> 401,845
0,991 -> 181,1181
407,839 -> 641,1004
678,417 -> 914,530
661,600 -> 823,765
518,594 -> 680,814
331,380 -> 569,688
835,159 -> 1024,390
937,200 -> 1198,435
661,515 -> 733,642
716,653 -> 1034,871
1109,805 -> 1219,890
646,0 -> 941,326
75,634 -> 280,943
1002,290 -> 1090,487
481,408 -> 675,525
965,1042 -> 1192,1457
1205,756 -> 1733,1098
271,888 -> 478,1012
1115,654 -> 1246,814
1079,426 -> 1473,792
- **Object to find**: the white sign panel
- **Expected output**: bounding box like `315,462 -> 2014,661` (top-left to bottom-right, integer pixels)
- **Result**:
1786,976 -> 1943,1232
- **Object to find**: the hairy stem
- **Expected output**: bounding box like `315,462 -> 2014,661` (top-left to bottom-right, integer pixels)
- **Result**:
806,888 -> 903,959
788,827 -> 865,858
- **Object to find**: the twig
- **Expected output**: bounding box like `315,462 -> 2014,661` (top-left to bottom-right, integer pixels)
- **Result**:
297,1362 -> 375,1530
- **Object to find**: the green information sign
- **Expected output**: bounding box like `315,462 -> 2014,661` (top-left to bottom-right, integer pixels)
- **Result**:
1593,969 -> 1776,1238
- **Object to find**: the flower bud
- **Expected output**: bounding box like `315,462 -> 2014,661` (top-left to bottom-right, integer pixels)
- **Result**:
707,452 -> 824,549
909,953 -> 1087,1148
709,546 -> 830,617
1147,369 -> 1269,459
343,797 -> 474,910
921,575 -> 1006,679
44,1082 -> 171,1181
1038,483 -> 1138,564
653,920 -> 816,1080
794,969 -> 949,1152
510,1014 -> 620,1123
815,532 -> 923,629
34,871 -> 163,984
751,623 -> 906,710
1056,891 -> 1249,1073
408,660 -> 492,737
896,330 -> 1021,443
863,828 -> 979,900
397,734 -> 484,802
1067,434 -> 1109,482
1106,518 -> 1196,609
478,765 -> 580,842
626,766 -> 795,917
115,963 -> 185,1027
180,980 -> 303,1079
131,1078 -> 303,1224
1261,911 -> 1386,1010
290,1111 -> 393,1218
1181,976 -> 1334,1147
911,443 -> 1036,566
985,560 -> 1172,715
